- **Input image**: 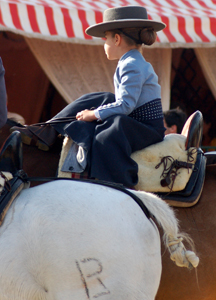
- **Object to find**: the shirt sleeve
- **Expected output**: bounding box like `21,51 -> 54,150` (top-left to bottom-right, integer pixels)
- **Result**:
95,61 -> 144,121
0,58 -> 7,128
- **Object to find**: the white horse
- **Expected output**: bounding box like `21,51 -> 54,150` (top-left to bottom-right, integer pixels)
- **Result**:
0,179 -> 199,300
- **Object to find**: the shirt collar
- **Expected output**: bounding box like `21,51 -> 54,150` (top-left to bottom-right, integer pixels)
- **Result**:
119,49 -> 139,62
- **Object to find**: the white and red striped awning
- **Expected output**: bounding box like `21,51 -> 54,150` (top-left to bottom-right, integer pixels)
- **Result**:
0,0 -> 216,47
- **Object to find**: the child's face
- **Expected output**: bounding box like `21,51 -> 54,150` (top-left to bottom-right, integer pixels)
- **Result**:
104,31 -> 119,60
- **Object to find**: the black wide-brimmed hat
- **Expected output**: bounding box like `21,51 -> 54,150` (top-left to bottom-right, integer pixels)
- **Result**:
86,6 -> 166,38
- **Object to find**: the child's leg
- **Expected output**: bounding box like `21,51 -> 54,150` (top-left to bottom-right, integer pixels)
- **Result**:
11,92 -> 115,151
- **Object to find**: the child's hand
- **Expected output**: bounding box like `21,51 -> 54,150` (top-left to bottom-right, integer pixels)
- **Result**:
76,109 -> 97,122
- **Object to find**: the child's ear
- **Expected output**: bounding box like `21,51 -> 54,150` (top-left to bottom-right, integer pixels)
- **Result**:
115,33 -> 121,46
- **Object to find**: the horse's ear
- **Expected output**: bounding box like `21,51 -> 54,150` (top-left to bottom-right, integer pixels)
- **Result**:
181,111 -> 203,150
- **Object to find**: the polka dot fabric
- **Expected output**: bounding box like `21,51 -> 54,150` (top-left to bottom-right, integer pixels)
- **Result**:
129,99 -> 163,122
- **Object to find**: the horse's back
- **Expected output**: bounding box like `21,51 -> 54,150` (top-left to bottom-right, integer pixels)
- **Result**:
0,180 -> 161,300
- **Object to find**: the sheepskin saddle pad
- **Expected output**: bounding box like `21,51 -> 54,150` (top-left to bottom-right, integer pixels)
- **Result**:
131,134 -> 198,193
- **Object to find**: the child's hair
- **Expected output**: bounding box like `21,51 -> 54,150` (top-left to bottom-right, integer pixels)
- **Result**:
110,27 -> 157,46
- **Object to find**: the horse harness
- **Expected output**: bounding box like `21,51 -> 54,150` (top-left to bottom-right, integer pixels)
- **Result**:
0,172 -> 152,226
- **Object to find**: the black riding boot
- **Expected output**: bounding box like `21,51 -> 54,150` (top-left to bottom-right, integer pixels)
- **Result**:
10,124 -> 58,151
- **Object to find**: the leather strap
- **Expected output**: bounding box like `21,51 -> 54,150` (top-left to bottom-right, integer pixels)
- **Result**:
0,170 -> 29,225
31,116 -> 77,127
27,176 -> 151,219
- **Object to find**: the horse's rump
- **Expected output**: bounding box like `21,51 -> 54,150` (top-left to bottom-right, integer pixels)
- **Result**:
0,180 -> 161,300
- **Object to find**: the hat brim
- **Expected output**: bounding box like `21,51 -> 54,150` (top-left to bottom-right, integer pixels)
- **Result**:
86,19 -> 166,37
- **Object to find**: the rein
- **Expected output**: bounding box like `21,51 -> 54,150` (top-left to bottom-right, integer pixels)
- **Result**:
32,116 -> 77,126
31,106 -> 96,126
25,176 -> 151,220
